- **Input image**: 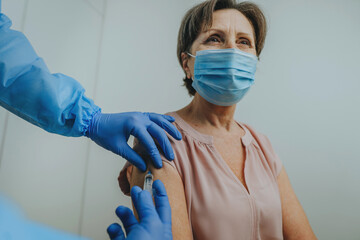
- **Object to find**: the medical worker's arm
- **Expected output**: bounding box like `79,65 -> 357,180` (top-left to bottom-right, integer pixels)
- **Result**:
0,195 -> 88,240
107,180 -> 172,240
0,12 -> 181,170
0,13 -> 99,137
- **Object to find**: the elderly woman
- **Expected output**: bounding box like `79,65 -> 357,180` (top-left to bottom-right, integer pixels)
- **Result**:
119,0 -> 317,239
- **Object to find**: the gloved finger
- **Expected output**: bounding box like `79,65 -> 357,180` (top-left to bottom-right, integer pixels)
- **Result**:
148,123 -> 174,161
118,143 -> 147,172
131,127 -> 162,169
149,113 -> 182,141
130,186 -> 142,214
153,180 -> 172,225
131,186 -> 158,222
107,223 -> 125,240
115,206 -> 138,236
161,115 -> 176,122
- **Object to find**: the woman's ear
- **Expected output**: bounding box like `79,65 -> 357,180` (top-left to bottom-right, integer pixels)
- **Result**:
181,52 -> 192,79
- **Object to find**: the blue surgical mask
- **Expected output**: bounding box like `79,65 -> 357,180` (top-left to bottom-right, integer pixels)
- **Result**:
187,48 -> 258,106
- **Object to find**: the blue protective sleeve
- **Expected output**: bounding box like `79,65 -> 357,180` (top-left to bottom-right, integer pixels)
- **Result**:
0,13 -> 101,137
0,194 -> 89,240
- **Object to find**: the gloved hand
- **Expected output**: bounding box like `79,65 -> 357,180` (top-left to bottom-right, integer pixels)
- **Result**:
107,180 -> 172,240
86,112 -> 182,171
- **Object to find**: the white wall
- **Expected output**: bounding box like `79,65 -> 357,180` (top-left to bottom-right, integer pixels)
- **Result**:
0,0 -> 359,239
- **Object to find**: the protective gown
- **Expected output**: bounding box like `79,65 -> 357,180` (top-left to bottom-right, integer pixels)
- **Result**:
0,4 -> 95,239
0,12 -> 100,137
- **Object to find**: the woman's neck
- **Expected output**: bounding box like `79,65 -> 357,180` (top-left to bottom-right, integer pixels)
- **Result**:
177,94 -> 236,131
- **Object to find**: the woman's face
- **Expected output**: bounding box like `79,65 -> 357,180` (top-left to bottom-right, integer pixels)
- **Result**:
183,9 -> 256,79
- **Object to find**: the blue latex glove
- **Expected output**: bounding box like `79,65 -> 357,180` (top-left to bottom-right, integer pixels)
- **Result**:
87,112 -> 181,171
107,180 -> 172,240
0,12 -> 182,168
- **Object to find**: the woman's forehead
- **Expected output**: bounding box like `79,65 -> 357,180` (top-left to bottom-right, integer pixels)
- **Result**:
203,9 -> 254,36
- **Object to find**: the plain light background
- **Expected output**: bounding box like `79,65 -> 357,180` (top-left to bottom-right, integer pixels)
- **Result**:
0,0 -> 359,239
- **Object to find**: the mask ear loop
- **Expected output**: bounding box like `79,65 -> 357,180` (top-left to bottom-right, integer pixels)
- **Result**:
185,52 -> 195,80
186,52 -> 196,58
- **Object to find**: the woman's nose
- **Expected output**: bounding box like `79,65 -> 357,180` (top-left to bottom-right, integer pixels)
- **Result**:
224,40 -> 237,49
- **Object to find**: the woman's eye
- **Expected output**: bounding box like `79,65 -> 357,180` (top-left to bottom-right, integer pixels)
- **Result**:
238,38 -> 250,46
206,35 -> 221,43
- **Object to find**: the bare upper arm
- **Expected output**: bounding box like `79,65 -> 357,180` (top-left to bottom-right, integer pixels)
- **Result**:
277,166 -> 317,240
127,162 -> 193,240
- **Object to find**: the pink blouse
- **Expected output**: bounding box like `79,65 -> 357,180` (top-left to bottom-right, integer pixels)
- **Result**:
119,112 -> 283,240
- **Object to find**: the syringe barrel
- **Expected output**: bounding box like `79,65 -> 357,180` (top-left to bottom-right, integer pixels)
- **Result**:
143,171 -> 153,197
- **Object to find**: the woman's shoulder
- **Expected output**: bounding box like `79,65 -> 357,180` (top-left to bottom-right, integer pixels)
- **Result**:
240,122 -> 271,144
240,122 -> 283,177
164,111 -> 212,146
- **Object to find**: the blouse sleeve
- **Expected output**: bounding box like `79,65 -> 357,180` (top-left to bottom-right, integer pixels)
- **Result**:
260,134 -> 283,177
243,123 -> 283,178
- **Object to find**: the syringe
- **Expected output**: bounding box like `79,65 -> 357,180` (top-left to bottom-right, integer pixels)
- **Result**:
143,171 -> 154,198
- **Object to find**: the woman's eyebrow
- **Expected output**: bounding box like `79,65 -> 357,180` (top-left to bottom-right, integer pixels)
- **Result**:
236,32 -> 253,37
204,28 -> 253,37
203,28 -> 225,34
